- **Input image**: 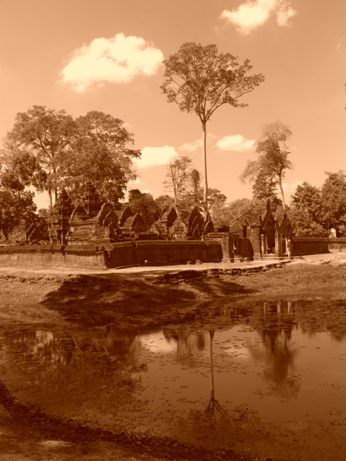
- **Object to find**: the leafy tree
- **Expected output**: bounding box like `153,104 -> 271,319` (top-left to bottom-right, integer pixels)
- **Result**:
241,121 -> 292,206
321,171 -> 346,236
63,111 -> 141,202
161,42 -> 264,215
128,189 -> 160,229
291,182 -> 322,222
164,157 -> 227,223
287,207 -> 326,237
228,198 -> 267,227
163,156 -> 193,204
0,188 -> 37,241
251,169 -> 278,201
3,108 -> 141,209
155,195 -> 175,212
191,169 -> 201,206
4,105 -> 77,208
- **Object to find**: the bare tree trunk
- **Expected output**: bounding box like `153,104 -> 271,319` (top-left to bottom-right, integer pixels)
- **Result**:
48,189 -> 54,244
202,123 -> 208,217
278,178 -> 286,208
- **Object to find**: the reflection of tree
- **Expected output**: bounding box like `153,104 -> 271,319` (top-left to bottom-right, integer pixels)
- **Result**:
1,327 -> 139,370
250,300 -> 300,398
163,328 -> 227,425
163,328 -> 207,366
204,330 -> 227,424
0,326 -> 145,421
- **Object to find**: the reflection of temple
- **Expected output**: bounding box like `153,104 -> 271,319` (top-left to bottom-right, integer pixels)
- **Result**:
250,300 -> 300,398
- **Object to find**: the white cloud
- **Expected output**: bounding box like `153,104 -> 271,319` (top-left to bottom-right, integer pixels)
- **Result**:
134,146 -> 179,169
128,177 -> 141,186
60,33 -> 163,92
221,0 -> 296,34
179,139 -> 203,151
216,134 -> 255,151
281,180 -> 302,202
276,5 -> 297,26
179,134 -> 217,151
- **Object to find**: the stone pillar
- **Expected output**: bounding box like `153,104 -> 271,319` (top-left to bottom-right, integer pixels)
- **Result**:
261,233 -> 267,255
249,225 -> 262,259
275,231 -> 283,257
207,232 -> 234,262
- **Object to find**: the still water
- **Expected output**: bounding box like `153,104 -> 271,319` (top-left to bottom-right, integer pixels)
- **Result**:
1,298 -> 346,454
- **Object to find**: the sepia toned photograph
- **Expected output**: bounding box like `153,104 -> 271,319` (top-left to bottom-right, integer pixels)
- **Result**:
0,1 -> 346,460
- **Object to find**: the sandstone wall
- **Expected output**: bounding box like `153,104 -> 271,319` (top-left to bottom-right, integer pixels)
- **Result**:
0,240 -> 222,270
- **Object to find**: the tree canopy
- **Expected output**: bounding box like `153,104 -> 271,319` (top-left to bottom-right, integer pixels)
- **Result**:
63,111 -> 140,202
287,172 -> 346,237
1,106 -> 141,209
321,171 -> 346,235
161,42 -> 264,214
128,189 -> 160,228
241,121 -> 292,206
2,105 -> 76,208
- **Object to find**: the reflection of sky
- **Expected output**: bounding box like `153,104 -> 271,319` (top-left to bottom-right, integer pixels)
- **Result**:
141,332 -> 177,353
134,322 -> 346,424
2,298 -> 346,431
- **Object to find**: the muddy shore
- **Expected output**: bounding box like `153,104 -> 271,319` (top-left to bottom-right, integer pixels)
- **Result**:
1,251 -> 346,461
1,252 -> 346,330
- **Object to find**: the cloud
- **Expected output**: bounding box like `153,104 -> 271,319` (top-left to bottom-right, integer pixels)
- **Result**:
281,180 -> 302,201
179,139 -> 203,151
220,0 -> 297,34
134,146 -> 179,169
336,39 -> 344,53
216,134 -> 255,151
60,33 -> 163,92
276,4 -> 297,26
128,177 -> 141,185
179,134 -> 217,151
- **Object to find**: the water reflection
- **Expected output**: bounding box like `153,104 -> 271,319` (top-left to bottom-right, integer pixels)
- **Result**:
249,300 -> 300,398
0,297 -> 346,434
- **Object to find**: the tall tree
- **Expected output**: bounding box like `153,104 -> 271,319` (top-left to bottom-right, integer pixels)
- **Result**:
161,42 -> 264,215
241,121 -> 292,207
4,106 -> 77,208
62,111 -> 141,203
155,194 -> 175,213
163,156 -> 193,205
191,168 -> 200,206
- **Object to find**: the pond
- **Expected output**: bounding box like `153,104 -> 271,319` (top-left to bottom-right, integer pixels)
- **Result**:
1,297 -> 346,460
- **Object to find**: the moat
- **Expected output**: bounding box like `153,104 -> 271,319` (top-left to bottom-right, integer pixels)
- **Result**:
1,295 -> 346,461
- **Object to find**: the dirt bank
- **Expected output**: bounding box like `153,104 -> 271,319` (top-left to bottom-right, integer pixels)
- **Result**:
2,254 -> 346,330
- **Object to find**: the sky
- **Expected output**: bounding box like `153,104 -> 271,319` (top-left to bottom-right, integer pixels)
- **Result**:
1,0 -> 346,209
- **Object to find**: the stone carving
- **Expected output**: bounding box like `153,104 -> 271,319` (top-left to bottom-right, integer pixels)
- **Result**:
82,182 -> 103,219
152,206 -> 178,239
187,207 -> 205,239
118,205 -> 147,236
51,189 -> 73,244
68,200 -> 119,244
186,207 -> 214,240
261,199 -> 276,254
